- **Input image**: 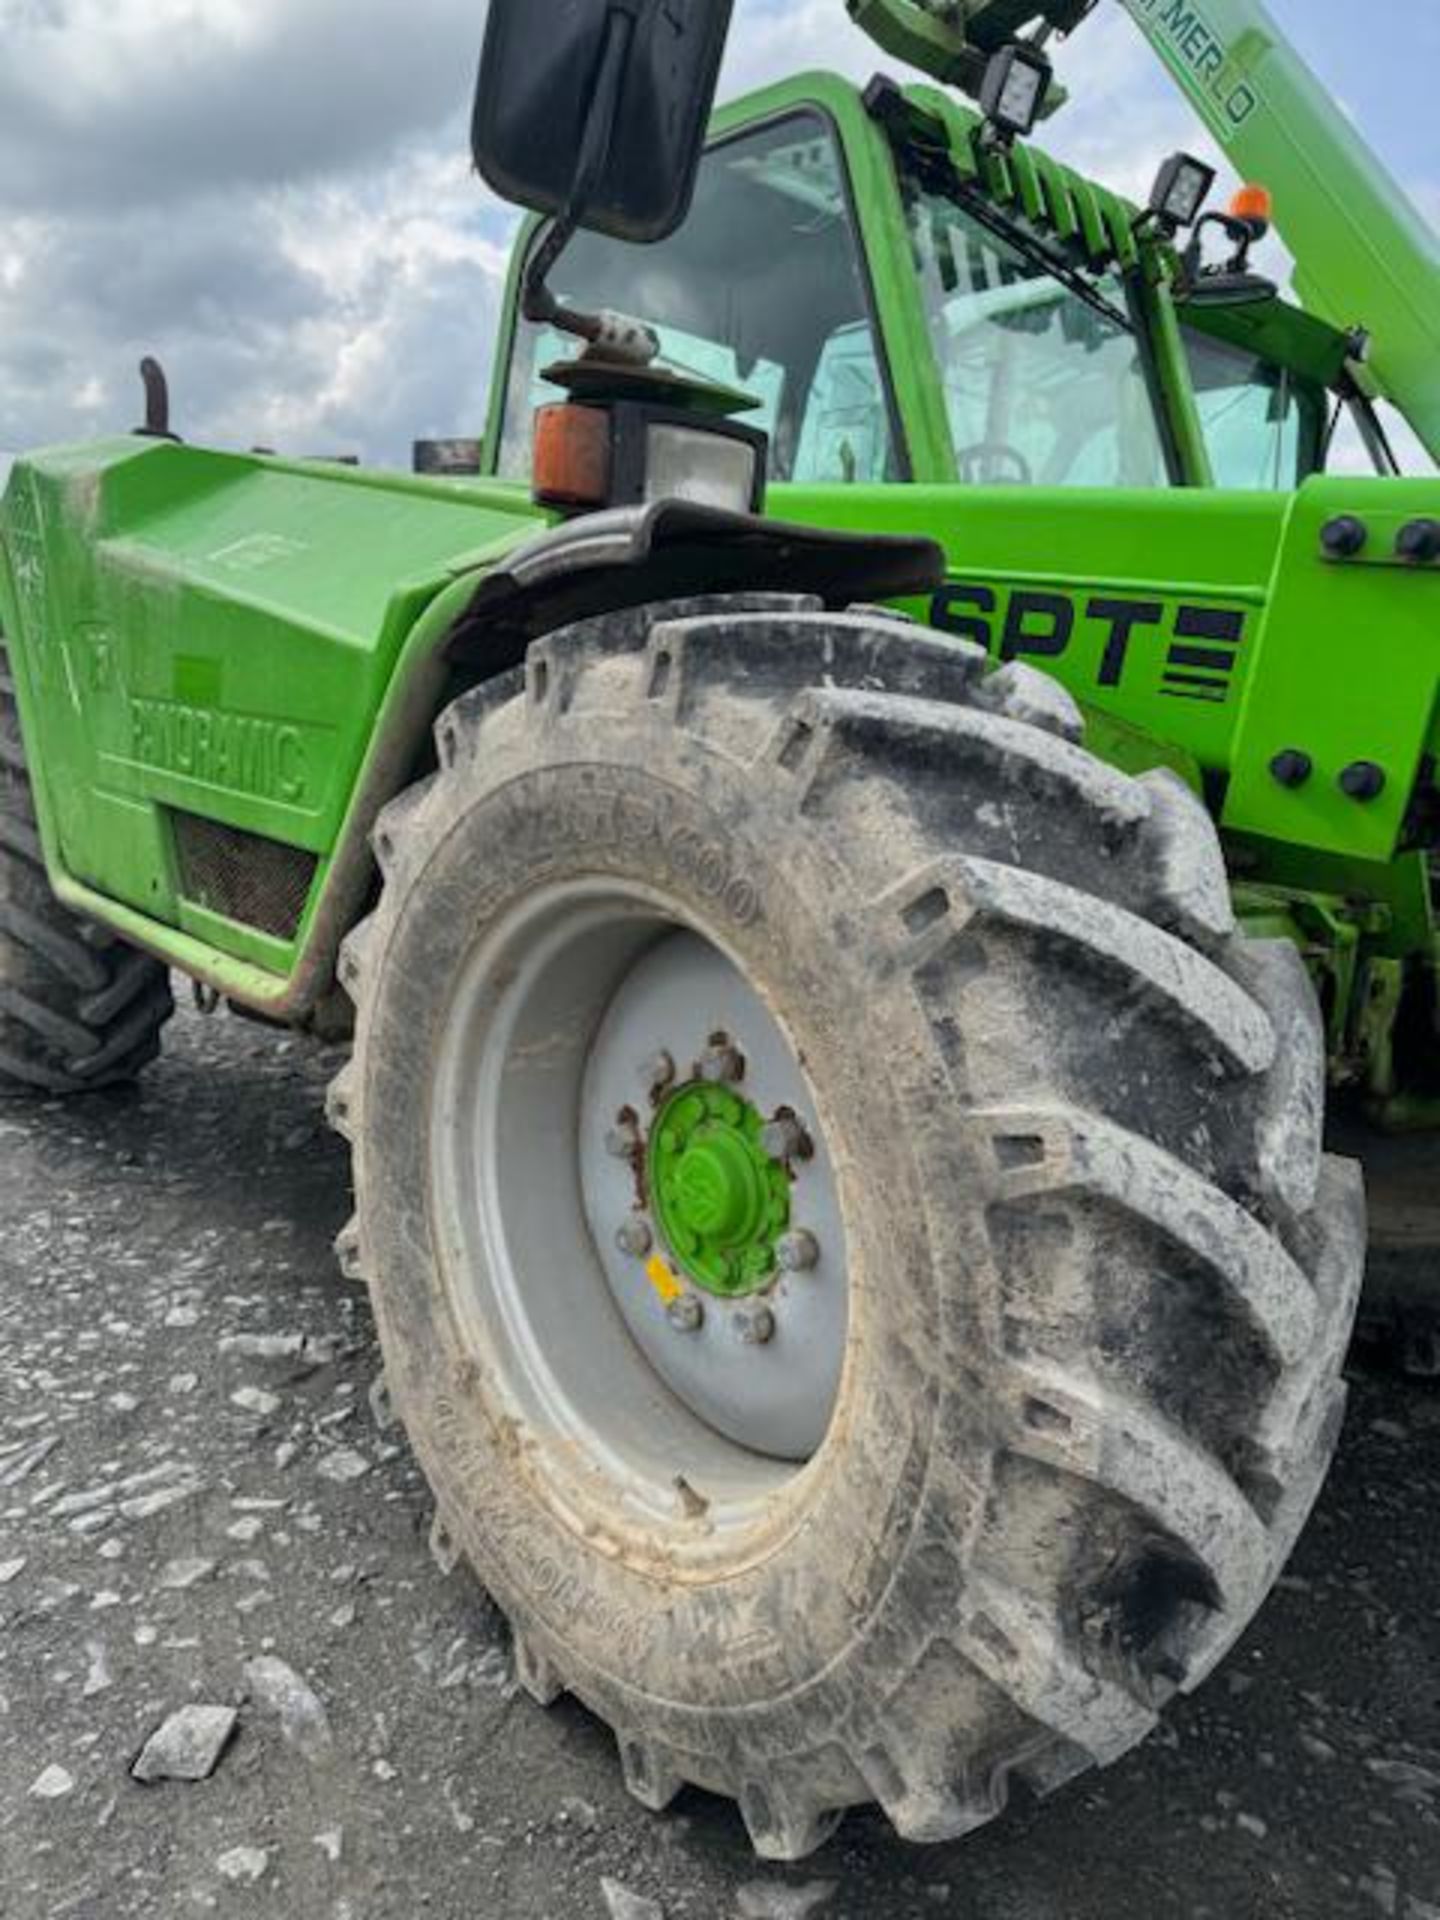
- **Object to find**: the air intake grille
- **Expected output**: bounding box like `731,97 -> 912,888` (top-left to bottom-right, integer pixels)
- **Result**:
170,813 -> 317,942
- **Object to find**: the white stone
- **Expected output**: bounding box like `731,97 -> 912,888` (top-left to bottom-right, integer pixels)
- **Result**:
122,1483 -> 201,1521
0,1557 -> 25,1584
231,1386 -> 281,1417
29,1764 -> 76,1800
736,1885 -> 837,1920
82,1640 -> 112,1699
601,1879 -> 664,1920
243,1655 -> 332,1760
215,1846 -> 269,1884
315,1448 -> 369,1484
159,1556 -> 216,1592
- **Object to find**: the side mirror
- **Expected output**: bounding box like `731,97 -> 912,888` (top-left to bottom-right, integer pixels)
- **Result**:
472,0 -> 734,246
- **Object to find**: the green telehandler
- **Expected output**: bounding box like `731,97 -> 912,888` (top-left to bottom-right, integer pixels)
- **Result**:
1,0 -> 1437,1859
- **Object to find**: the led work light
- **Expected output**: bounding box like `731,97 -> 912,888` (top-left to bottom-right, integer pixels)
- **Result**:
1147,152 -> 1218,233
979,42 -> 1054,142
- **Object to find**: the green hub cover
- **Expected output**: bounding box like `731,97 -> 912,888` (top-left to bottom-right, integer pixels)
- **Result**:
647,1083 -> 791,1297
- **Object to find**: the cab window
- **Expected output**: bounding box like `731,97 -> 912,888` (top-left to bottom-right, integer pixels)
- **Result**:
898,156 -> 1171,489
1183,331 -> 1326,488
496,113 -> 900,486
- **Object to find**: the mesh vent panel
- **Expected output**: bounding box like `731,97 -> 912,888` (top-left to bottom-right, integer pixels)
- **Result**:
171,812 -> 317,942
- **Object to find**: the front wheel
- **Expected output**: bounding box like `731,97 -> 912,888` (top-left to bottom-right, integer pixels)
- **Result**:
331,595 -> 1362,1857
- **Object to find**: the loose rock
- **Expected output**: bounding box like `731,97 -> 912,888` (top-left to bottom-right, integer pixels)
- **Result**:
601,1879 -> 664,1920
231,1385 -> 281,1417
215,1845 -> 270,1884
158,1556 -> 217,1592
29,1763 -> 76,1800
81,1639 -> 112,1699
243,1654 -> 333,1760
1366,1758 -> 1440,1795
316,1447 -> 369,1484
132,1704 -> 239,1784
735,1885 -> 837,1920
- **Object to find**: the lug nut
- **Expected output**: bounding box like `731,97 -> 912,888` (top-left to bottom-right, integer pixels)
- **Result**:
735,1306 -> 776,1346
642,1050 -> 676,1095
699,1040 -> 745,1084
615,1218 -> 653,1258
605,1118 -> 641,1159
776,1229 -> 820,1273
760,1115 -> 807,1161
667,1295 -> 704,1334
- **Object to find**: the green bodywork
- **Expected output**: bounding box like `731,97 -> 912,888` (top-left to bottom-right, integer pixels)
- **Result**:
1,65 -> 1437,1117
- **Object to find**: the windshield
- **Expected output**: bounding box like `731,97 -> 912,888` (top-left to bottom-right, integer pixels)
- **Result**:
897,156 -> 1171,488
498,113 -> 900,486
1182,330 -> 1326,488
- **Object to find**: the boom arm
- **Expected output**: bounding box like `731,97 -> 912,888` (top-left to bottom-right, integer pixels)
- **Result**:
846,0 -> 1440,463
1115,0 -> 1440,463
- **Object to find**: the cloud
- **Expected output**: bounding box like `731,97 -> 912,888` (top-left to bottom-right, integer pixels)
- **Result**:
0,0 -> 1433,471
0,0 -> 512,463
0,0 -> 485,208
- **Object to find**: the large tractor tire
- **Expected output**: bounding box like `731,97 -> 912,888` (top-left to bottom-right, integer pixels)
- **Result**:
331,596 -> 1363,1858
0,650 -> 173,1095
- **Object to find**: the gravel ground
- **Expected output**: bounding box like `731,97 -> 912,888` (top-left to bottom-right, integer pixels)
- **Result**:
2,1004 -> 1439,1920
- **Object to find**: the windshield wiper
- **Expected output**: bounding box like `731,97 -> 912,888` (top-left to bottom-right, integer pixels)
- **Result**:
946,175 -> 1131,329
899,139 -> 1132,331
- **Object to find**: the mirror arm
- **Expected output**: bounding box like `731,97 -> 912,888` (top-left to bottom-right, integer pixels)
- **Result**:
522,0 -> 641,345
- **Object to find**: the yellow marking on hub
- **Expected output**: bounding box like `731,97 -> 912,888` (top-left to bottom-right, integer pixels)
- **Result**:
645,1255 -> 685,1306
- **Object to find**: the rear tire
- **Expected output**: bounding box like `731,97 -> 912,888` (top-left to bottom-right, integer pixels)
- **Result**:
0,650 -> 173,1095
332,597 -> 1363,1857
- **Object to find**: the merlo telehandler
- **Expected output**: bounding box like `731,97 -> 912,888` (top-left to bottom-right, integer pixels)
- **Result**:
2,0 -> 1437,1858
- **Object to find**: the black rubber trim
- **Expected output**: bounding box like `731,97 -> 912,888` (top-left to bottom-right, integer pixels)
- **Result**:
444,501 -> 945,671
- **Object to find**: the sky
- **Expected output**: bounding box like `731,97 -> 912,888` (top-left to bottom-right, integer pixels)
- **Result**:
0,0 -> 1435,470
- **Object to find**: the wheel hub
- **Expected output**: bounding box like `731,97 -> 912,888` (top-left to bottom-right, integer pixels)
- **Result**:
577,927 -> 847,1461
650,1084 -> 790,1297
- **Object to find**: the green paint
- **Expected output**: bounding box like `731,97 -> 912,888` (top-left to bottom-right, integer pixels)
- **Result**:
1,58 -> 1438,1125
1116,0 -> 1440,461
648,1084 -> 791,1298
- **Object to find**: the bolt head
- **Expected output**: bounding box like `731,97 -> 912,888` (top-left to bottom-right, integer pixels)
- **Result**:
735,1306 -> 776,1346
776,1229 -> 820,1273
605,1119 -> 640,1160
1320,514 -> 1368,560
667,1295 -> 704,1334
699,1043 -> 744,1085
615,1218 -> 653,1258
760,1116 -> 806,1161
1339,760 -> 1386,803
642,1050 -> 676,1095
1268,749 -> 1313,791
1397,517 -> 1440,565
